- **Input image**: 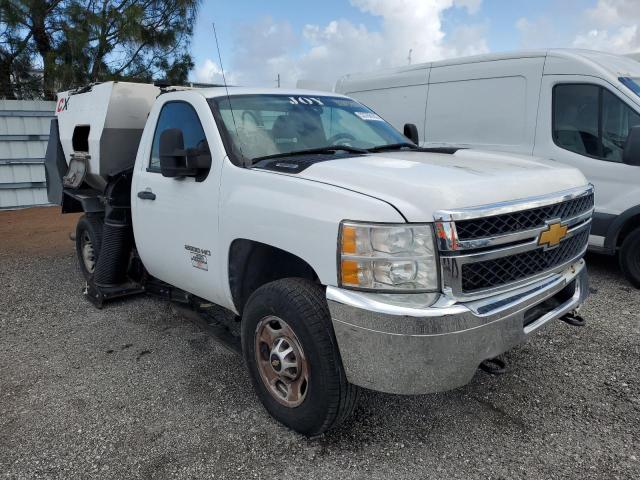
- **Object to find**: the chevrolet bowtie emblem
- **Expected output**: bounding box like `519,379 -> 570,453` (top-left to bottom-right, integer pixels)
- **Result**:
538,222 -> 568,249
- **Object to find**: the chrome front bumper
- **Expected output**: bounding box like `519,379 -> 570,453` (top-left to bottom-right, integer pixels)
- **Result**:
327,260 -> 589,395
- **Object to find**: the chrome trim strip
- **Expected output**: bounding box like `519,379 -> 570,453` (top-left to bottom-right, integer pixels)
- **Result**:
438,209 -> 593,252
326,261 -> 585,322
440,219 -> 591,261
442,245 -> 588,301
440,221 -> 590,300
433,184 -> 594,222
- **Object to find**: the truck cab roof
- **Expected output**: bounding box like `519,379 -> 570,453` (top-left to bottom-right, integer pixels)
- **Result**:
187,86 -> 347,100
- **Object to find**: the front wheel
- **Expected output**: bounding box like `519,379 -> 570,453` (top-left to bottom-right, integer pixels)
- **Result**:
619,227 -> 640,288
241,278 -> 359,436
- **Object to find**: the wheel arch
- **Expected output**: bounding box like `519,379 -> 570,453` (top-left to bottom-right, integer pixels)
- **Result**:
605,205 -> 640,252
228,239 -> 321,315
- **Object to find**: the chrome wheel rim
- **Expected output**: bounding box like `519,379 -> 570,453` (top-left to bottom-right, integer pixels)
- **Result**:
81,231 -> 96,273
255,315 -> 309,407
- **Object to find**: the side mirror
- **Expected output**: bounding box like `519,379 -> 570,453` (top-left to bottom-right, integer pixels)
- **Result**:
404,123 -> 419,145
159,128 -> 212,179
623,125 -> 640,166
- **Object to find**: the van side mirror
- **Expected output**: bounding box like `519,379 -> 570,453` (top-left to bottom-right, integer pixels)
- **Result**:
623,126 -> 640,166
404,123 -> 419,145
159,128 -> 211,180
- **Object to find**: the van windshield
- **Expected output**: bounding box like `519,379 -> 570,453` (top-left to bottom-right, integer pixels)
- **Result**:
209,94 -> 409,164
619,77 -> 640,98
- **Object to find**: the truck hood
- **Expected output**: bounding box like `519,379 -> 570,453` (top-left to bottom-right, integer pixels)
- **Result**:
296,149 -> 588,222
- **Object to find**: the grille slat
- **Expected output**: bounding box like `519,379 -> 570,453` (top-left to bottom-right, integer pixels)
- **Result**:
456,193 -> 594,240
461,229 -> 589,293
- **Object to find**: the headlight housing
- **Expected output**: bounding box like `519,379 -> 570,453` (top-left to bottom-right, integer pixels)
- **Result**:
338,221 -> 439,292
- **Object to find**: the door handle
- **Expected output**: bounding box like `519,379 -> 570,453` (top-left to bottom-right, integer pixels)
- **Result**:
137,190 -> 156,200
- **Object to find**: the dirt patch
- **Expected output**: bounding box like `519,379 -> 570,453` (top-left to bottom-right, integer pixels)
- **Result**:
0,206 -> 81,256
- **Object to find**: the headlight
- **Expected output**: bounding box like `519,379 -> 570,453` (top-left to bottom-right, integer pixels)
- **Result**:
338,222 -> 438,292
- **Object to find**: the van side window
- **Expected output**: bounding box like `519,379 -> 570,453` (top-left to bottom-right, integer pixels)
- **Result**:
602,89 -> 640,162
553,84 -> 600,157
553,84 -> 640,162
149,102 -> 209,171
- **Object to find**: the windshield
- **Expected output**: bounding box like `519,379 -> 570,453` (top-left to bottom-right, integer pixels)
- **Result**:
209,94 -> 409,163
619,77 -> 640,98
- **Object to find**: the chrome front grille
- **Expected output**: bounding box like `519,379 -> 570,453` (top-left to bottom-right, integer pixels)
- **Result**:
461,229 -> 590,292
434,185 -> 594,299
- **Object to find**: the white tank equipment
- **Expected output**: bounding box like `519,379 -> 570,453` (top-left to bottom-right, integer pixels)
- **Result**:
55,81 -> 160,190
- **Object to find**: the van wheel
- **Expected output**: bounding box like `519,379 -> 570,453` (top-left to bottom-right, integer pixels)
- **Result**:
75,215 -> 103,282
619,227 -> 640,288
241,278 -> 359,436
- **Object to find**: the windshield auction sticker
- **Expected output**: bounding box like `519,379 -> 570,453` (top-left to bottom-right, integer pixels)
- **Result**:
355,111 -> 384,121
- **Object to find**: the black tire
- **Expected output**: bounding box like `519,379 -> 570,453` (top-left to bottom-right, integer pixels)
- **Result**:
619,227 -> 640,288
241,278 -> 359,436
75,215 -> 103,282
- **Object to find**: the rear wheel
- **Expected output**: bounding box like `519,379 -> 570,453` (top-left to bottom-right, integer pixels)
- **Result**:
241,278 -> 359,436
75,215 -> 103,282
619,227 -> 640,288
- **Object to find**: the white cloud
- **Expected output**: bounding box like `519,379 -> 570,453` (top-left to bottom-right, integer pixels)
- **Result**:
573,25 -> 639,52
585,0 -> 640,27
571,0 -> 640,53
193,0 -> 488,88
194,59 -> 230,84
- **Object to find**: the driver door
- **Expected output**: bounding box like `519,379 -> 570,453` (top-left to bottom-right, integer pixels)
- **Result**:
131,98 -> 223,303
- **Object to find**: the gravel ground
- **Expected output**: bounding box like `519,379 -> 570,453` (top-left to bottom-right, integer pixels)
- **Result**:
1,210 -> 639,479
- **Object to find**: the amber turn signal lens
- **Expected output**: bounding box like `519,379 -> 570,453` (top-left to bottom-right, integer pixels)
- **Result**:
341,259 -> 359,285
341,225 -> 357,254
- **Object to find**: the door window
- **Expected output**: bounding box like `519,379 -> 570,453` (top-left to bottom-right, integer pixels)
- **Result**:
553,83 -> 640,162
149,102 -> 209,171
602,89 -> 640,162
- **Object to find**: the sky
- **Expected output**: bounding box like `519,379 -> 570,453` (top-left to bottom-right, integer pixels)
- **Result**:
189,0 -> 640,88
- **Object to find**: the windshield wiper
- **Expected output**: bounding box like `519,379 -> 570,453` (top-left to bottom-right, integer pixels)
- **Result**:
252,145 -> 368,164
367,142 -> 418,152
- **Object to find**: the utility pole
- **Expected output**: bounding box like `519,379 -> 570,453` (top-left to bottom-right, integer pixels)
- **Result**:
408,49 -> 413,65
276,74 -> 281,88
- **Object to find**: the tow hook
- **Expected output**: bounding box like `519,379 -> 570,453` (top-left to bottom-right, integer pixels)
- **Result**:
479,357 -> 507,375
560,310 -> 586,327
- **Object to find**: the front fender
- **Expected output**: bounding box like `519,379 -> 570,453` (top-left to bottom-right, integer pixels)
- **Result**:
218,163 -> 405,311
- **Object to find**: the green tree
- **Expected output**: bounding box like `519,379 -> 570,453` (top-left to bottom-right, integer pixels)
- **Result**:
0,20 -> 33,98
0,0 -> 200,99
0,1 -> 64,99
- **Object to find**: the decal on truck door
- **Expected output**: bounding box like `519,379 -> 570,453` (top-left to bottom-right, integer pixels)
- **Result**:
184,244 -> 211,271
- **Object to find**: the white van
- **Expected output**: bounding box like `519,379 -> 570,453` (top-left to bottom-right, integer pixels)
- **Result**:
336,49 -> 640,287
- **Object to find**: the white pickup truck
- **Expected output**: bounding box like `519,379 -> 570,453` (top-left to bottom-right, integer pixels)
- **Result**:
46,81 -> 593,436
